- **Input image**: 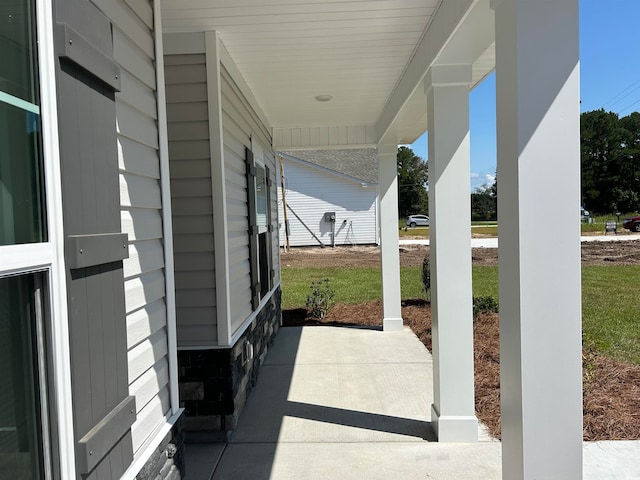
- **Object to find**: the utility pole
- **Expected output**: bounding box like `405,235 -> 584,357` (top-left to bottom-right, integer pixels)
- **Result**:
278,155 -> 290,250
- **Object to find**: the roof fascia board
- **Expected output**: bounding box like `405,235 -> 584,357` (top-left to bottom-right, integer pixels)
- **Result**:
376,0 -> 477,143
278,152 -> 377,186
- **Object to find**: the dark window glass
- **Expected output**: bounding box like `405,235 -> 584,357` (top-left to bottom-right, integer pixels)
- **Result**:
259,232 -> 269,298
0,273 -> 46,479
0,0 -> 39,104
0,101 -> 46,245
256,165 -> 267,229
0,0 -> 46,246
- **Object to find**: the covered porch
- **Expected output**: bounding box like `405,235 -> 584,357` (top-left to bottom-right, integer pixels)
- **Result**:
185,325 -> 636,479
161,0 -> 583,477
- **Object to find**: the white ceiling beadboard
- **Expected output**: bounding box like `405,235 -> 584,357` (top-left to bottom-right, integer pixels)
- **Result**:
161,0 -> 440,130
161,0 -> 495,145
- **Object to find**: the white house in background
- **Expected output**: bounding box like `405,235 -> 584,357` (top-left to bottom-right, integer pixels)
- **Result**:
277,149 -> 379,247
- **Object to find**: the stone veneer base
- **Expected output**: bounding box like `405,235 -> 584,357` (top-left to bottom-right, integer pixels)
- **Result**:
178,287 -> 282,435
135,414 -> 185,480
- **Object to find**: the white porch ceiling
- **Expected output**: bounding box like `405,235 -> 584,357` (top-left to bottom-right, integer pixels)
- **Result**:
161,0 -> 495,145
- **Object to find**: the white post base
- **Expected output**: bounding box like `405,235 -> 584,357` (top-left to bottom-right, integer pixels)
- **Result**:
431,404 -> 479,443
383,317 -> 404,332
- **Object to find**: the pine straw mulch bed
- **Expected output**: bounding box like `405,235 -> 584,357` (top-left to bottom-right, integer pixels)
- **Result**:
282,300 -> 640,441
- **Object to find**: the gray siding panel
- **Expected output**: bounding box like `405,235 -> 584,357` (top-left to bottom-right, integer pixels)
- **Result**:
174,252 -> 216,272
220,61 -> 279,337
117,137 -> 160,178
170,158 -> 212,179
165,53 -> 218,347
95,0 -> 172,460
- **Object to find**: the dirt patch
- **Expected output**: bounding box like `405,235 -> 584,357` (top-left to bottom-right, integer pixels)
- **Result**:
281,240 -> 640,440
280,239 -> 640,269
581,240 -> 640,265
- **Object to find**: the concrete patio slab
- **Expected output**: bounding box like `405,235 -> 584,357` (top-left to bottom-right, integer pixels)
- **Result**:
232,327 -> 435,445
207,326 -> 498,479
264,325 -> 432,366
583,440 -> 640,480
186,325 -> 640,479
184,443 -> 225,480
213,442 -> 502,480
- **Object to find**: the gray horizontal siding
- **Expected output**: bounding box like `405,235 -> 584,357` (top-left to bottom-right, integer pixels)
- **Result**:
165,53 -> 218,347
93,0 -> 171,458
220,64 -> 278,338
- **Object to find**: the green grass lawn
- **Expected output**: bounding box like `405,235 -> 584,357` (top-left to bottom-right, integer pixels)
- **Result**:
582,266 -> 640,364
399,226 -> 429,237
396,221 -> 633,237
281,265 -> 640,365
399,226 -> 501,237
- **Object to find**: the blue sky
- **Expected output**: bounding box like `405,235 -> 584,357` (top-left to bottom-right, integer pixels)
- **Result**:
410,0 -> 640,192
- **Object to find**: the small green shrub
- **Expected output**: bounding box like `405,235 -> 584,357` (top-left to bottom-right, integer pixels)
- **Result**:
473,295 -> 499,319
421,256 -> 431,300
305,278 -> 335,319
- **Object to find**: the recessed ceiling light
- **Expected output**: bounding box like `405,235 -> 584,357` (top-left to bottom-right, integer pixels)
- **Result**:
315,95 -> 333,102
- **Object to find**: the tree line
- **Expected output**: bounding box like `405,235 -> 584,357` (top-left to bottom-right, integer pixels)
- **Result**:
398,109 -> 640,219
581,109 -> 640,214
396,145 -> 497,220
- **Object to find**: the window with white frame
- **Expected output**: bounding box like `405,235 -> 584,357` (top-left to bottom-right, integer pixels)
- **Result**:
255,162 -> 271,299
0,0 -> 54,477
246,142 -> 273,308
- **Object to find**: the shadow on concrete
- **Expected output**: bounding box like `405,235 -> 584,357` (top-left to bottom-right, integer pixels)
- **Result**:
284,400 -> 436,441
208,325 -> 436,479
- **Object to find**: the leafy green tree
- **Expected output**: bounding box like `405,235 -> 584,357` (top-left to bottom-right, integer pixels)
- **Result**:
580,109 -> 640,213
397,146 -> 428,218
581,109 -> 627,213
618,112 -> 640,211
471,181 -> 497,221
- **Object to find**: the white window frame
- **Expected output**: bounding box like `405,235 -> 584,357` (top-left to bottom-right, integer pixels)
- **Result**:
0,0 -> 75,478
252,140 -> 268,234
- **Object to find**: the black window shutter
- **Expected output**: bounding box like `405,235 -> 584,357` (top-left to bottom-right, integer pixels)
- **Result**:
265,166 -> 274,289
246,147 -> 260,309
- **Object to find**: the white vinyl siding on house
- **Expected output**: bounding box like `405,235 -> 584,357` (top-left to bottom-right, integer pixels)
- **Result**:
279,159 -> 378,247
220,63 -> 277,338
94,0 -> 171,457
164,53 -> 218,347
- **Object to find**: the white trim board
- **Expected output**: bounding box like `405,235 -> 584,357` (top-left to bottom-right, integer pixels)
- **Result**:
37,0 -> 76,477
153,0 -> 180,418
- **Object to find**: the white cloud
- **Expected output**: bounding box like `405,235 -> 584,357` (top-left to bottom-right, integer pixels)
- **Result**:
470,171 -> 496,192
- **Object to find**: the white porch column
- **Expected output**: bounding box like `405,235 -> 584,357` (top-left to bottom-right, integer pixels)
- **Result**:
378,135 -> 403,331
492,0 -> 583,478
425,64 -> 478,442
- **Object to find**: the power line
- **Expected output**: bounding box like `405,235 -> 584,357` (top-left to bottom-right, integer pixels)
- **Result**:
603,78 -> 640,109
619,97 -> 640,116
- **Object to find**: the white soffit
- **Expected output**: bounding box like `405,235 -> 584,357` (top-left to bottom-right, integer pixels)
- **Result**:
161,0 -> 441,130
161,0 -> 496,145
